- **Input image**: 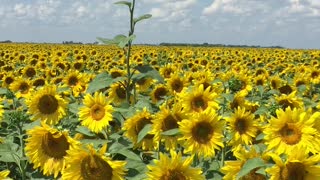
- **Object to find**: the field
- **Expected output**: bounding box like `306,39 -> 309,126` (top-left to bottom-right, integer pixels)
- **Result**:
0,43 -> 320,179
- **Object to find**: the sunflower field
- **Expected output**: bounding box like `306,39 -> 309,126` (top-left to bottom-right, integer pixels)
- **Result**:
0,43 -> 320,179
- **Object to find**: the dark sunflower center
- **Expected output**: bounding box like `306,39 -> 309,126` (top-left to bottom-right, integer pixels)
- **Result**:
5,77 -> 14,85
19,82 -> 30,94
81,154 -> 113,180
137,78 -> 147,85
38,95 -> 59,114
235,118 -> 248,135
191,96 -> 208,112
192,121 -> 213,144
68,76 -> 78,86
278,85 -> 293,95
115,86 -> 126,99
171,79 -> 183,93
295,80 -> 305,87
161,170 -> 186,180
162,114 -> 179,131
281,162 -> 305,180
111,71 -> 122,79
26,68 -> 36,78
311,71 -> 319,79
154,87 -> 167,101
33,79 -> 45,87
279,123 -> 301,145
41,132 -> 69,159
74,62 -> 83,70
90,104 -> 105,121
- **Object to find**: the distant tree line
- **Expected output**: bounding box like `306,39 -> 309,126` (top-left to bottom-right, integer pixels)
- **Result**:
159,42 -> 284,49
0,40 -> 12,43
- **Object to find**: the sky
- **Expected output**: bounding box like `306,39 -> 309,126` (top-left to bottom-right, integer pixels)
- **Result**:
0,0 -> 319,49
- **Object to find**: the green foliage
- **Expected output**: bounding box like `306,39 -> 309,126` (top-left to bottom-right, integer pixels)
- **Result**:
86,72 -> 113,93
236,157 -> 266,179
114,1 -> 132,8
134,14 -> 152,25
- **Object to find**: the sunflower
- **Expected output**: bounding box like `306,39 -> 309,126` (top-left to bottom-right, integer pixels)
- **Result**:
2,72 -> 15,88
9,78 -> 32,98
178,109 -> 224,159
264,107 -> 319,155
221,147 -> 266,180
25,123 -> 78,178
62,144 -> 127,180
26,85 -> 67,125
78,92 -> 113,133
147,150 -> 204,180
136,76 -> 154,93
166,73 -> 187,94
159,64 -> 176,79
266,149 -> 320,180
275,91 -> 304,110
269,75 -> 283,89
150,84 -> 169,104
109,82 -> 128,106
226,107 -> 260,149
122,108 -> 157,150
109,68 -> 125,79
32,77 -> 47,88
180,84 -> 219,113
22,65 -> 37,78
151,103 -> 186,150
62,70 -> 88,97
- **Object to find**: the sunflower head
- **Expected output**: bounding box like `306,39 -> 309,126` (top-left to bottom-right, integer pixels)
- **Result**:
151,84 -> 168,104
26,85 -> 67,125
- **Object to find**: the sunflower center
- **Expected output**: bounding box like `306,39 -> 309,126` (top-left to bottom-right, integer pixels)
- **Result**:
5,77 -> 14,85
171,79 -> 183,93
162,114 -> 179,131
26,68 -> 36,78
41,132 -> 69,159
191,95 -> 208,112
90,104 -> 105,121
19,82 -> 30,94
154,87 -> 167,101
280,162 -> 305,180
279,123 -> 301,145
81,154 -> 113,180
278,99 -> 295,109
115,86 -> 126,99
68,76 -> 78,86
278,85 -> 292,95
235,118 -> 248,135
192,121 -> 213,144
38,95 -> 59,115
161,169 -> 186,180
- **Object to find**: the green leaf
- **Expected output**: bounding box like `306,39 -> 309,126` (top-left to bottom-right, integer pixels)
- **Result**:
137,124 -> 152,143
97,37 -> 116,45
118,149 -> 141,161
86,72 -> 113,94
134,65 -> 164,83
254,106 -> 268,115
69,102 -> 81,114
114,1 -> 131,8
118,34 -> 136,48
134,14 -> 152,24
75,126 -> 96,137
161,128 -> 180,136
236,157 -> 266,179
0,88 -> 8,95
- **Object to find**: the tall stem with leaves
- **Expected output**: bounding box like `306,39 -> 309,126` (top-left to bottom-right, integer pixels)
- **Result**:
97,0 -> 152,105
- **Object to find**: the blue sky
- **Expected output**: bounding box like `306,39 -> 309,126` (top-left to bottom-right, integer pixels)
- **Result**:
0,0 -> 319,49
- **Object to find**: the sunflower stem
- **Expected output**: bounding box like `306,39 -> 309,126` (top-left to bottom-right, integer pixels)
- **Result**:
18,122 -> 27,180
125,0 -> 135,105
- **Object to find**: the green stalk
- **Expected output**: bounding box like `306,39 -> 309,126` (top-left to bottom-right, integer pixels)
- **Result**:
125,0 -> 135,105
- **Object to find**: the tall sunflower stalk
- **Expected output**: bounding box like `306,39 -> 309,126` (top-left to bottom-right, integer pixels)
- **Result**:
97,0 -> 152,105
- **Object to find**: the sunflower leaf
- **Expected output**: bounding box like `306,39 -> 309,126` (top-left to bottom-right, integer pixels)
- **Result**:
236,157 -> 266,179
75,126 -> 96,137
118,149 -> 141,161
86,72 -> 113,94
134,65 -> 164,83
137,124 -> 152,143
0,88 -> 8,95
161,128 -> 180,136
133,14 -> 152,24
114,1 -> 132,8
